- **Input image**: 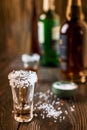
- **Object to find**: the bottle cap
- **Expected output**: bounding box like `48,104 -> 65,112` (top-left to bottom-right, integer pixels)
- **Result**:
52,81 -> 78,98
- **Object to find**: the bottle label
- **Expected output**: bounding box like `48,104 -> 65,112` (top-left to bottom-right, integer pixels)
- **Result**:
38,21 -> 44,44
59,35 -> 67,70
59,35 -> 67,60
52,26 -> 60,40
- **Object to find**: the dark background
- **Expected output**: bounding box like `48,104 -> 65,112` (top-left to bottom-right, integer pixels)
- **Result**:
0,0 -> 87,55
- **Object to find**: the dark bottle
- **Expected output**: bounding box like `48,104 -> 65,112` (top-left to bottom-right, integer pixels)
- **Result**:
38,0 -> 60,67
31,0 -> 40,54
59,0 -> 87,82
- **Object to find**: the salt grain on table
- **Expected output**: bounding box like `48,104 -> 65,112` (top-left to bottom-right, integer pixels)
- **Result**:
34,90 -> 75,123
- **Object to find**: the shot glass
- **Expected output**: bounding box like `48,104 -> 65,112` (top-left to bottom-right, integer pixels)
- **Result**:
8,70 -> 37,122
21,53 -> 40,72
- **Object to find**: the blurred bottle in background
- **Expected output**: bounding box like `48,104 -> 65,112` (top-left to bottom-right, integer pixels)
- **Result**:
59,0 -> 87,83
31,0 -> 40,54
38,0 -> 60,67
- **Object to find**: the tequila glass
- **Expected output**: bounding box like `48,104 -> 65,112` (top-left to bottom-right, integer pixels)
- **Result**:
8,70 -> 37,122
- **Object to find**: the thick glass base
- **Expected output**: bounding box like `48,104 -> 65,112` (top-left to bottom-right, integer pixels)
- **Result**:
14,113 -> 33,122
13,104 -> 33,122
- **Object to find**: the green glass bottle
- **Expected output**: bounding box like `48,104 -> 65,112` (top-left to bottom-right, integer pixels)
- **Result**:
38,0 -> 60,67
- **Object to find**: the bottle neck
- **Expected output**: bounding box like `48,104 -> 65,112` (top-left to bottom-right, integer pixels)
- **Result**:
66,0 -> 84,21
43,0 -> 55,12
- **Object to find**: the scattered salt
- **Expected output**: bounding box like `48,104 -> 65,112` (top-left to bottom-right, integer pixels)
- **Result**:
34,89 -> 75,123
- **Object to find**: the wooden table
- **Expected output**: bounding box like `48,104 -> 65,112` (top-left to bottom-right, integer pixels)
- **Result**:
0,54 -> 87,130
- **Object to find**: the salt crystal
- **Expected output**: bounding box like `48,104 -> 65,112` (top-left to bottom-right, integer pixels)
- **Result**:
42,116 -> 45,119
65,110 -> 68,115
34,113 -> 38,117
54,120 -> 57,123
70,106 -> 75,112
58,107 -> 61,110
63,116 -> 65,120
55,101 -> 60,105
72,105 -> 75,108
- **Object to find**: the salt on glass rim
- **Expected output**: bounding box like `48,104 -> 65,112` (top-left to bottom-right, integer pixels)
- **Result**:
8,70 -> 38,88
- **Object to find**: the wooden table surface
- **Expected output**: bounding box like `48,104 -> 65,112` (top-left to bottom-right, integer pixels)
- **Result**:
0,54 -> 87,130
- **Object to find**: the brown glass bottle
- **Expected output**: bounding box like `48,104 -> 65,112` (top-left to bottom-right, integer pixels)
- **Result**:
31,0 -> 40,54
59,0 -> 87,83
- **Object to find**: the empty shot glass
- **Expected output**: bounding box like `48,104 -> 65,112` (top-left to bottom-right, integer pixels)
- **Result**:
8,70 -> 37,122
